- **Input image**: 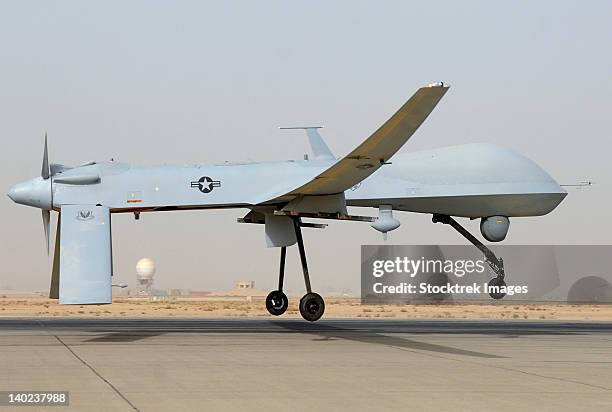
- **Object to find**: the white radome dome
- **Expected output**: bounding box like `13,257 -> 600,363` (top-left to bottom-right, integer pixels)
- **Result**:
136,258 -> 156,279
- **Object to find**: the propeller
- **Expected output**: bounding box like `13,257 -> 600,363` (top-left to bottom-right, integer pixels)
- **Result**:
41,133 -> 52,254
42,210 -> 50,253
42,132 -> 50,179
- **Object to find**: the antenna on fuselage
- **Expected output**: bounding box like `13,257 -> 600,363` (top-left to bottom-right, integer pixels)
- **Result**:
560,181 -> 595,189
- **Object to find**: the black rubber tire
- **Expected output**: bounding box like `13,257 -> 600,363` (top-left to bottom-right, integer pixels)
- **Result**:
266,290 -> 288,316
488,277 -> 507,300
299,292 -> 325,322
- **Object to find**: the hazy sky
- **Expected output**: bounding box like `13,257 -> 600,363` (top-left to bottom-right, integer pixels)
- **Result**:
1,1 -> 610,293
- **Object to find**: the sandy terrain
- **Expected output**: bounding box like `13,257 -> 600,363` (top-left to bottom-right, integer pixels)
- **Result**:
1,295 -> 612,320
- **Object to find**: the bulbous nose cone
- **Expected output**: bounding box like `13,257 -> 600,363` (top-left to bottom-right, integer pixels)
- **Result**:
7,177 -> 52,209
7,186 -> 16,201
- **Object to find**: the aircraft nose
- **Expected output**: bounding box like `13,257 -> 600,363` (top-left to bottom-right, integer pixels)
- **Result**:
6,179 -> 52,209
7,185 -> 16,202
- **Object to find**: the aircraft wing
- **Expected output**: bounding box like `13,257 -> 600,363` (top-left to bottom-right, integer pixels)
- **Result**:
56,205 -> 113,304
270,83 -> 449,202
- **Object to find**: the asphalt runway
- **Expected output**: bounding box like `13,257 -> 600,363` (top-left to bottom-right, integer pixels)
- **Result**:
1,318 -> 611,411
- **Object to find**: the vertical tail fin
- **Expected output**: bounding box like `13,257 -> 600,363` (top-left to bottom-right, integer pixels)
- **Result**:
279,126 -> 335,160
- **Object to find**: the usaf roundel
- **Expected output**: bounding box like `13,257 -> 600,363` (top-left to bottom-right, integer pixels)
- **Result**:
191,176 -> 221,193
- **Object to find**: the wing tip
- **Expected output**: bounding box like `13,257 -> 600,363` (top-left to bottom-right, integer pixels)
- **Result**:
425,81 -> 450,88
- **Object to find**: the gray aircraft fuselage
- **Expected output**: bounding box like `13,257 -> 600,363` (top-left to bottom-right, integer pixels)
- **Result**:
9,143 -> 566,218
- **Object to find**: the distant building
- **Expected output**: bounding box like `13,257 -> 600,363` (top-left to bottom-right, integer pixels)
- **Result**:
208,280 -> 267,298
235,280 -> 255,290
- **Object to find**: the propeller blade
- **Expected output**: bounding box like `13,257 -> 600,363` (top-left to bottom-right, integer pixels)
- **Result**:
42,209 -> 50,254
42,132 -> 50,179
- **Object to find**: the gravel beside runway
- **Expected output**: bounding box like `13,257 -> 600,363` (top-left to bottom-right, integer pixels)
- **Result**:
1,318 -> 611,411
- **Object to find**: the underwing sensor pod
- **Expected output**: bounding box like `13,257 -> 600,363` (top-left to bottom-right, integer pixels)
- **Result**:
480,216 -> 510,242
8,82 -> 567,321
371,205 -> 400,240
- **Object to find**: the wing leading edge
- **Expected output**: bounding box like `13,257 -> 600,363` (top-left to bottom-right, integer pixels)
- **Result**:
270,83 -> 449,202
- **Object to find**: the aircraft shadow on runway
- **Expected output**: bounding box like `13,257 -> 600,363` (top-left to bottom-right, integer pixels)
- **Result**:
3,318 -> 610,358
270,321 -> 505,358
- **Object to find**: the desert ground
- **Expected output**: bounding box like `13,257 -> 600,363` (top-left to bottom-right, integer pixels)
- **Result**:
1,294 -> 612,320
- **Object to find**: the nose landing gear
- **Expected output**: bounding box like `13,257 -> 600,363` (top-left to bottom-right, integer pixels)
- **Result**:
432,214 -> 507,300
265,217 -> 326,321
487,276 -> 507,300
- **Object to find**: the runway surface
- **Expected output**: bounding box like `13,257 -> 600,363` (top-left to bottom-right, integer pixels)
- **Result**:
1,318 -> 611,411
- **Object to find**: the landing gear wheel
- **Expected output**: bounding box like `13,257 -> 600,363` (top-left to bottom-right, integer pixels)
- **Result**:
488,277 -> 507,300
299,292 -> 325,322
266,290 -> 288,316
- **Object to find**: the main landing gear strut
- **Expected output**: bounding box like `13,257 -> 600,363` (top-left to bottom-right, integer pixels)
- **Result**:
432,214 -> 507,300
265,217 -> 325,321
